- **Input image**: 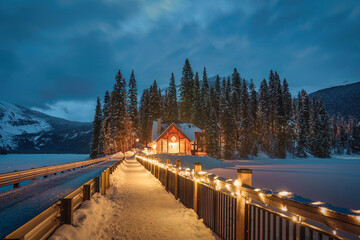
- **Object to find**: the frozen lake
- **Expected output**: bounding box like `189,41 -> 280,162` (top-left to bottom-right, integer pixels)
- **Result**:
0,154 -> 89,173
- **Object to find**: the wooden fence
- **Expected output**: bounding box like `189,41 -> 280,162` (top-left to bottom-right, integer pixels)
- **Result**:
3,158 -> 122,240
136,154 -> 360,240
0,157 -> 108,188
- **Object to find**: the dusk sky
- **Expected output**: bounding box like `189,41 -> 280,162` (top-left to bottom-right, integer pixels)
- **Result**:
0,0 -> 359,122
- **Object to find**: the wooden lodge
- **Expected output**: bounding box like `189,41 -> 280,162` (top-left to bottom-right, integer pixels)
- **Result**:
150,119 -> 204,155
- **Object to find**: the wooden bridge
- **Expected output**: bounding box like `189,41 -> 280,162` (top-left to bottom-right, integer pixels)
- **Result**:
1,153 -> 360,240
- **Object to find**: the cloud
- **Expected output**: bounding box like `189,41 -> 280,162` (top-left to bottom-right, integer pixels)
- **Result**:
31,100 -> 96,122
0,0 -> 359,122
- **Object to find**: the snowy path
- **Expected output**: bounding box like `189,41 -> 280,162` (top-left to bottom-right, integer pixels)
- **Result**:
50,157 -> 215,240
0,160 -> 116,238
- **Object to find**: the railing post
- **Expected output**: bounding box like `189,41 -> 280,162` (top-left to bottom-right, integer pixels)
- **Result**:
94,177 -> 100,192
158,158 -> 162,179
101,171 -> 106,195
106,169 -> 110,189
193,162 -> 202,214
175,160 -> 181,199
236,169 -> 252,240
83,184 -> 91,201
164,159 -> 170,190
61,198 -> 73,225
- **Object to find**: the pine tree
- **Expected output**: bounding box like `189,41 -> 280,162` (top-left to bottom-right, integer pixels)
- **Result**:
221,77 -> 235,159
179,59 -> 194,122
168,73 -> 178,121
204,95 -> 220,158
128,70 -> 139,140
90,97 -> 102,158
258,79 -> 270,152
200,67 -> 210,129
213,75 -> 221,122
149,80 -> 162,120
296,90 -> 310,157
191,72 -> 202,127
162,89 -> 169,121
140,89 -> 152,145
99,90 -> 111,156
239,79 -> 250,157
231,68 -> 241,152
110,70 -> 131,153
249,79 -> 258,156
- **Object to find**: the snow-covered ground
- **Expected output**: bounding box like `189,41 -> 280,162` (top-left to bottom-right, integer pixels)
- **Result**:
0,159 -> 117,238
50,157 -> 214,240
0,154 -> 89,173
153,153 -> 360,212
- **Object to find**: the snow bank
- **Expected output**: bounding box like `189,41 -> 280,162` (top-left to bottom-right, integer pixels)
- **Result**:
50,158 -> 214,240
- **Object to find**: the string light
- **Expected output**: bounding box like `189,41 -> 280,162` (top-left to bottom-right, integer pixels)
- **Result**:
281,206 -> 288,212
311,201 -> 324,205
332,230 -> 337,235
320,207 -> 327,214
254,188 -> 261,192
278,191 -> 290,197
234,180 -> 240,187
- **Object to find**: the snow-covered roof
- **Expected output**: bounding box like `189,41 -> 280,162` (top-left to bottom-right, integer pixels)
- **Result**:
152,121 -> 202,142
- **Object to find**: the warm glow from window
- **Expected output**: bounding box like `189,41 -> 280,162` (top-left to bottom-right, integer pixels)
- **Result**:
169,142 -> 179,153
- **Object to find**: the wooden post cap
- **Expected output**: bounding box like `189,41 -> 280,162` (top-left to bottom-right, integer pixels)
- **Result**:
175,160 -> 181,168
237,169 -> 252,174
194,162 -> 202,173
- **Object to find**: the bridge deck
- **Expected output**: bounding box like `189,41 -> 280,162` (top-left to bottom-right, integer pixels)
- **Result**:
50,157 -> 215,240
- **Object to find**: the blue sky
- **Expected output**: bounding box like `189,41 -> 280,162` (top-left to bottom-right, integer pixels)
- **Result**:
0,0 -> 359,121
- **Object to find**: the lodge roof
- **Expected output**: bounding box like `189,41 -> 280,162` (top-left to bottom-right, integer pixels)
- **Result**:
152,121 -> 202,142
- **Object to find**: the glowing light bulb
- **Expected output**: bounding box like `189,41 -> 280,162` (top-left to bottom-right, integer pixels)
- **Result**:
281,206 -> 287,212
234,180 -> 240,187
320,207 -> 327,214
332,230 -> 337,235
254,188 -> 261,192
278,191 -> 290,197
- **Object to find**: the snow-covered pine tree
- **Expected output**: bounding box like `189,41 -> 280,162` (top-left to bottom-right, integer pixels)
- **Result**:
204,92 -> 220,158
149,80 -> 162,120
295,90 -> 310,157
140,89 -> 152,145
221,77 -> 235,159
200,67 -> 210,129
168,73 -> 178,122
239,79 -> 250,158
100,90 -> 111,155
258,79 -> 270,153
110,70 -> 131,153
179,59 -> 194,122
90,97 -> 102,159
282,78 -> 293,153
213,75 -> 221,122
273,72 -> 286,158
231,68 -> 241,152
191,72 -> 202,127
249,79 -> 258,156
162,89 -> 169,121
128,70 -> 140,141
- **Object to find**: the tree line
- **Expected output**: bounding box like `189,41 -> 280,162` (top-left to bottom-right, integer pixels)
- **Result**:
90,70 -> 139,158
91,59 -> 360,159
138,59 -> 360,159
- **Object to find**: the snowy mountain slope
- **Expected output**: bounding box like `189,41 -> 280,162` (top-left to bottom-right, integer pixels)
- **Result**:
0,101 -> 92,153
309,81 -> 360,119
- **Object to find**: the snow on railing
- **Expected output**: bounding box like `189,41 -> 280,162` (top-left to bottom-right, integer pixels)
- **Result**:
3,157 -> 123,240
136,154 -> 360,240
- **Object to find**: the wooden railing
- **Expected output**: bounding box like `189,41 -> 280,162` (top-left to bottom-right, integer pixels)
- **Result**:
0,157 -> 108,188
136,154 -> 360,240
3,159 -> 122,240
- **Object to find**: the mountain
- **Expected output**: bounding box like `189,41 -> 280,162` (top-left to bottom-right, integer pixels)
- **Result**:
309,82 -> 360,120
0,101 -> 92,154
